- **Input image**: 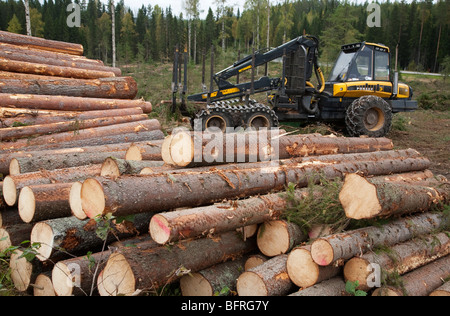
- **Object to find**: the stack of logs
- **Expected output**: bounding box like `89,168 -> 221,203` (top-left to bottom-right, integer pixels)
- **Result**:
1,124 -> 449,296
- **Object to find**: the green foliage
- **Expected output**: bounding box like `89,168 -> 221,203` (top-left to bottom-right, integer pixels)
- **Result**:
345,281 -> 368,297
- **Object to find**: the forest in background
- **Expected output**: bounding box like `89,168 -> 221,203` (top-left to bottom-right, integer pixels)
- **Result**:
0,0 -> 449,73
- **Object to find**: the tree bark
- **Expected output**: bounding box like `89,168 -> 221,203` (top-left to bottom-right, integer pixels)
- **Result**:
180,257 -> 247,296
0,93 -> 152,113
372,256 -> 450,296
237,254 -> 296,296
289,277 -> 346,296
99,231 -> 256,296
18,183 -> 74,223
2,164 -> 101,207
310,212 -> 450,267
0,207 -> 24,228
344,232 -> 450,291
287,245 -> 341,289
0,30 -> 84,56
81,151 -> 431,219
0,114 -> 149,141
430,281 -> 450,296
0,57 -> 116,79
0,119 -> 162,151
256,220 -> 306,257
0,223 -> 33,252
0,107 -> 143,128
0,76 -> 138,99
100,157 -> 165,179
340,173 -> 449,220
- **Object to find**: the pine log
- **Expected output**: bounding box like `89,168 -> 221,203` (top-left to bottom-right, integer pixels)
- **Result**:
0,119 -> 162,151
125,141 -> 164,161
2,164 -> 101,207
0,76 -> 138,99
372,256 -> 450,296
99,231 -> 256,296
180,257 -> 247,296
344,232 -> 450,291
0,57 -> 116,79
0,30 -> 84,56
256,220 -> 306,257
1,114 -> 149,141
286,245 -> 341,289
0,223 -> 33,251
100,157 -> 165,179
34,272 -> 56,296
245,254 -> 268,271
288,277 -> 346,296
340,173 -> 449,220
9,249 -> 45,293
430,281 -> 450,296
81,151 -> 431,219
30,212 -> 153,262
310,212 -> 450,267
18,183 -> 73,223
0,42 -> 121,76
0,93 -> 152,113
236,254 -> 296,296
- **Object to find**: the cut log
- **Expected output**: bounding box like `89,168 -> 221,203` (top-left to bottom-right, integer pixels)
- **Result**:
2,164 -> 101,207
0,114 -> 149,141
288,277 -> 346,296
81,150 -> 431,219
0,76 -> 138,99
18,183 -> 73,223
310,212 -> 449,267
256,220 -> 306,257
339,173 -> 449,220
30,212 -> 153,262
344,232 -> 450,291
0,30 -> 84,56
245,254 -> 268,271
0,57 -> 116,79
430,281 -> 450,296
0,207 -> 24,228
9,249 -> 45,293
0,93 -> 152,113
125,141 -> 164,161
180,257 -> 247,296
236,254 -> 296,296
286,245 -> 341,289
69,182 -> 85,220
34,272 -> 56,296
0,42 -> 121,76
100,157 -> 165,179
372,256 -> 450,296
0,119 -> 162,151
0,223 -> 33,251
99,231 -> 256,296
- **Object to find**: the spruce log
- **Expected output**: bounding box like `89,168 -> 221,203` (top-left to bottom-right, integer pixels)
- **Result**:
34,272 -> 56,296
430,281 -> 450,296
18,183 -> 73,223
69,182 -> 85,220
0,119 -> 162,151
30,212 -> 153,262
372,256 -> 450,296
256,220 -> 306,257
0,42 -> 121,76
100,157 -> 165,179
0,76 -> 138,99
2,164 -> 101,207
0,223 -> 33,251
0,30 -> 84,56
125,141 -> 164,161
180,257 -> 247,296
340,173 -> 449,220
286,245 -> 341,289
344,232 -> 450,291
310,212 -> 450,267
0,93 -> 152,113
245,254 -> 268,271
288,277 -> 346,296
99,231 -> 256,296
81,151 -> 431,219
0,114 -> 149,141
9,249 -> 45,293
236,254 -> 296,296
0,57 -> 116,79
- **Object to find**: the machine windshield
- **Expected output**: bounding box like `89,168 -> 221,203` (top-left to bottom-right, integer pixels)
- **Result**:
328,51 -> 355,82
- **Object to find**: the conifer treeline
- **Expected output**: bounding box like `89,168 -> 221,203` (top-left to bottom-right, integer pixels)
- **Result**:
0,0 -> 448,72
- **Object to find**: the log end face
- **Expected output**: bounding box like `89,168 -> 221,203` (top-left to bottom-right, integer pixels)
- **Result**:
149,215 -> 171,245
168,132 -> 194,167
31,222 -> 54,261
52,262 -> 74,297
0,228 -> 12,252
101,253 -> 135,296
125,145 -> 143,161
236,271 -> 268,296
18,186 -> 35,224
34,274 -> 56,296
311,239 -> 334,267
343,257 -> 371,292
180,273 -> 213,296
9,249 -> 32,292
257,221 -> 291,257
286,247 -> 319,288
100,158 -> 120,178
81,178 -> 105,219
69,182 -> 86,220
9,158 -> 21,176
3,176 -> 17,207
339,173 -> 381,220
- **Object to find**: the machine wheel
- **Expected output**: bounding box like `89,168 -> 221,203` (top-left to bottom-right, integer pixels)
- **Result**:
245,103 -> 279,130
194,110 -> 232,133
345,95 -> 392,137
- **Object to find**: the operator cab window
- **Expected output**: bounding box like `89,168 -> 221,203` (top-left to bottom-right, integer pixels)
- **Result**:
375,50 -> 390,81
347,47 -> 373,81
